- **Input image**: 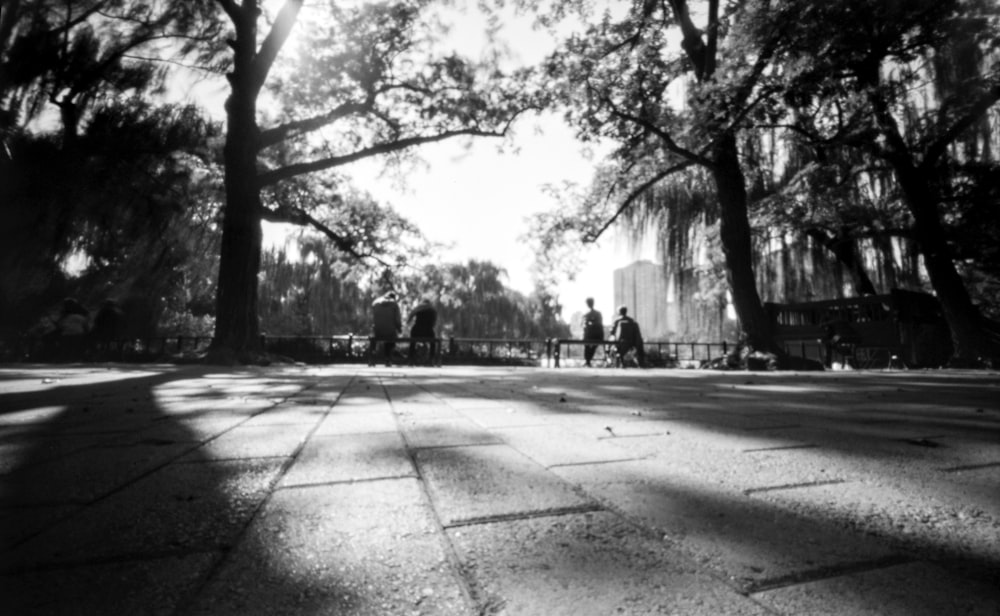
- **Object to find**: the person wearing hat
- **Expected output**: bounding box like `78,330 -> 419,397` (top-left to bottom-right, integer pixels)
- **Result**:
370,291 -> 402,366
611,305 -> 645,367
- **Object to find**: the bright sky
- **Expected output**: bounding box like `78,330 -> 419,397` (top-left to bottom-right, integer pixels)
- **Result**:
346,114 -> 640,316
341,3 -> 656,317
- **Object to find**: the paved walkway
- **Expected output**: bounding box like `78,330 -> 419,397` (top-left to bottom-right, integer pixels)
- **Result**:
1,364 -> 998,615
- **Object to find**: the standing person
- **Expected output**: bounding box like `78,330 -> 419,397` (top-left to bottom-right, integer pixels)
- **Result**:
407,297 -> 438,365
611,305 -> 646,368
582,297 -> 604,367
369,291 -> 402,366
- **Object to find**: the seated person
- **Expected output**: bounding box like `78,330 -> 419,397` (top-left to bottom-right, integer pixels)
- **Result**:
370,291 -> 401,366
407,298 -> 438,364
611,306 -> 645,367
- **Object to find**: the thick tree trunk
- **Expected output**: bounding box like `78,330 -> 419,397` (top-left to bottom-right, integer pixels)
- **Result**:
210,8 -> 264,359
894,166 -> 986,365
710,133 -> 781,355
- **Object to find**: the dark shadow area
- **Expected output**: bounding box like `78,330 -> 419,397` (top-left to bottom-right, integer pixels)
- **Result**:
0,365 -> 361,615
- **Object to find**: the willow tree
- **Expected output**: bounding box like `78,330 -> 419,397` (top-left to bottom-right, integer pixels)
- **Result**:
769,0 -> 1000,365
0,1 -> 221,334
535,0 -> 787,354
209,0 -> 531,360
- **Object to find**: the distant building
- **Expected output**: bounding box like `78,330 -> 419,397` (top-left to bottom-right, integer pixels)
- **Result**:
613,261 -> 672,339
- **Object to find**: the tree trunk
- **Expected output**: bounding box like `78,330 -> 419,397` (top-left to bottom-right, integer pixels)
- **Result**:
710,133 -> 781,355
210,9 -> 264,359
894,165 -> 986,365
806,228 -> 878,296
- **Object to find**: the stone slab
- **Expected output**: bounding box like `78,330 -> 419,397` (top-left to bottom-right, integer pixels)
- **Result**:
415,445 -> 593,526
180,424 -> 312,461
399,417 -> 502,449
752,561 -> 1000,616
555,460 -> 900,590
279,433 -> 415,487
314,411 -> 399,435
2,458 -> 283,571
1,441 -> 193,506
186,479 -> 472,616
495,425 -> 645,468
239,403 -> 330,427
448,511 -> 770,616
1,551 -> 219,616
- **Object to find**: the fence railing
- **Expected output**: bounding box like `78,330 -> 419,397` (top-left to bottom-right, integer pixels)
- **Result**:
0,334 -> 736,368
551,339 -> 732,368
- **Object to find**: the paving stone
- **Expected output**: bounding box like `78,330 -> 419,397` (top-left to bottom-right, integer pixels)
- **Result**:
555,460 -> 900,590
495,425 -> 644,468
186,479 -> 472,616
1,441 -> 193,506
329,396 -> 394,414
1,458 -> 283,571
752,561 -> 1000,616
449,511 -> 771,616
239,403 -> 330,427
400,417 -> 502,449
0,504 -> 79,550
180,424 -> 312,461
314,411 -> 398,435
279,433 -> 414,487
415,445 -> 593,526
457,406 -> 553,429
750,475 -> 1000,568
1,551 -> 219,616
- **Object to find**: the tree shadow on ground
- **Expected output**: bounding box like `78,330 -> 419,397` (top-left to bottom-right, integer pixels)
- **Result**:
0,364 -> 367,615
386,368 -> 1000,612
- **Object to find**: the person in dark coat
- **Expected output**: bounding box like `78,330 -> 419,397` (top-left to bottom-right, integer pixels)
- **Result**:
407,298 -> 438,364
581,297 -> 604,367
370,291 -> 402,366
611,305 -> 645,367
91,299 -> 124,360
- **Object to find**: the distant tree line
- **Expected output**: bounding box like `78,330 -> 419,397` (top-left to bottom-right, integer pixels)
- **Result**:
259,246 -> 570,339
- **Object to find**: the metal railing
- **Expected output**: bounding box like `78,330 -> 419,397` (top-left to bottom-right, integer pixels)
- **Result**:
1,333 -> 736,368
551,339 -> 732,368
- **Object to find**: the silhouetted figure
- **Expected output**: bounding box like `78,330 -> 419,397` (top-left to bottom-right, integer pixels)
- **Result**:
91,299 -> 124,359
611,305 -> 645,368
407,298 -> 438,365
582,297 -> 604,367
369,291 -> 402,366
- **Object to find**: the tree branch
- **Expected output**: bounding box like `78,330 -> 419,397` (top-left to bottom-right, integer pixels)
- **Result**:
260,204 -> 390,265
584,160 -> 694,242
258,100 -> 374,150
666,0 -> 708,79
215,0 -> 240,23
921,79 -> 1000,169
603,96 -> 713,167
256,121 -> 519,188
251,0 -> 303,94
